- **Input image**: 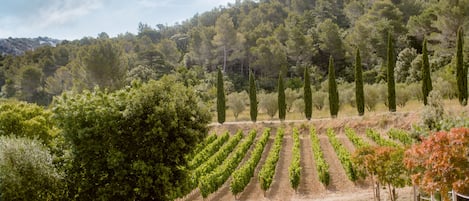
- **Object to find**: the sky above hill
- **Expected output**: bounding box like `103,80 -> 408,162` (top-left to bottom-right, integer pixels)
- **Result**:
0,0 -> 235,40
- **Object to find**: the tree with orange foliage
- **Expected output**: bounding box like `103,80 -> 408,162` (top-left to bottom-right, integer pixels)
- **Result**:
404,128 -> 469,201
353,146 -> 408,201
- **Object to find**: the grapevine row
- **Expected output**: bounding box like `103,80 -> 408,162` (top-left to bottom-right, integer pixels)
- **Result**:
310,127 -> 330,185
190,131 -> 243,189
189,132 -> 229,169
344,128 -> 370,148
289,128 -> 301,190
189,133 -> 217,159
230,128 -> 271,196
199,129 -> 257,198
366,128 -> 400,147
258,128 -> 284,192
326,128 -> 358,181
387,128 -> 413,145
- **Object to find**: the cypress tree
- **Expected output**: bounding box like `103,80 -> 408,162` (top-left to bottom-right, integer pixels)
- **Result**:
216,68 -> 225,124
387,32 -> 396,112
249,70 -> 258,122
304,66 -> 312,120
328,56 -> 339,118
456,27 -> 467,106
278,72 -> 286,121
355,48 -> 365,116
422,38 -> 433,105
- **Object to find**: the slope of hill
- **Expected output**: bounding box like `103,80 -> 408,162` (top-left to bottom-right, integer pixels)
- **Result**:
0,37 -> 60,56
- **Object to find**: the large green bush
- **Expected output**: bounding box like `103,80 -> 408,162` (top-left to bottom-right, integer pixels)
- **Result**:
0,100 -> 58,145
53,76 -> 210,200
0,136 -> 64,200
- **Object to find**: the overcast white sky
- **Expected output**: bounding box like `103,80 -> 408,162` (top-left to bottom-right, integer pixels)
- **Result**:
0,0 -> 235,40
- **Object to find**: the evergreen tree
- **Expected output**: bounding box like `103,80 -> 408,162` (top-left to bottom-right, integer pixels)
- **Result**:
387,32 -> 397,112
328,56 -> 339,118
249,70 -> 258,122
456,27 -> 467,106
278,72 -> 286,121
422,38 -> 433,105
304,66 -> 312,120
217,68 -> 225,124
355,48 -> 365,116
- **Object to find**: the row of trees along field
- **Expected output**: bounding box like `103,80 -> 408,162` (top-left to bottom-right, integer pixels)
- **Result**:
216,28 -> 467,122
0,0 -> 468,110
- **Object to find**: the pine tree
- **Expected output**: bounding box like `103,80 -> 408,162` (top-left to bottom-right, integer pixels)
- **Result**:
304,66 -> 312,120
456,27 -> 467,106
355,48 -> 365,116
328,56 -> 339,118
249,70 -> 258,122
217,68 -> 225,124
278,72 -> 286,121
387,32 -> 396,112
422,38 -> 433,105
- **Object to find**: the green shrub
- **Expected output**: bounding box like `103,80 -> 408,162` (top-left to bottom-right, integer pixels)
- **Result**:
0,136 -> 64,200
53,76 -> 210,200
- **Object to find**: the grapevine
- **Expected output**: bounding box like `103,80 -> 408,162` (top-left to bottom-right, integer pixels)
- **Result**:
289,128 -> 301,191
189,131 -> 243,190
230,128 -> 271,197
199,129 -> 257,198
310,127 -> 330,185
344,127 -> 369,148
366,128 -> 399,147
258,128 -> 284,192
387,128 -> 413,145
188,132 -> 229,169
326,128 -> 358,181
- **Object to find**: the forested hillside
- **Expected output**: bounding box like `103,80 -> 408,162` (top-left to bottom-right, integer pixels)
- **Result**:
0,0 -> 468,106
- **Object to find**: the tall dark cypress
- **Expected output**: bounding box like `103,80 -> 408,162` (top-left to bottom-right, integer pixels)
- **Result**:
304,66 -> 312,120
355,48 -> 365,116
422,38 -> 433,105
456,27 -> 467,106
328,56 -> 339,118
278,72 -> 286,121
249,70 -> 258,122
216,68 -> 225,124
387,32 -> 396,112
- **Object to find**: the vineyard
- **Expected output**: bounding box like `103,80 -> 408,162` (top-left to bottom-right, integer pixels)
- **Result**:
176,114 -> 431,201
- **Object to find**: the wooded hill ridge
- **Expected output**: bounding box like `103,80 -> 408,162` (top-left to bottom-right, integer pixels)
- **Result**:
0,0 -> 468,106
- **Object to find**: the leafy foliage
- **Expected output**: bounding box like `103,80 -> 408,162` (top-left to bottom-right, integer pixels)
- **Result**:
230,128 -> 271,196
0,136 -> 64,200
387,129 -> 413,146
191,131 -> 243,190
366,128 -> 400,147
53,77 -> 210,200
326,128 -> 357,181
344,127 -> 369,148
405,128 -> 469,199
199,130 -> 257,198
289,128 -> 301,191
259,128 -> 284,192
188,132 -> 229,170
310,127 -> 329,186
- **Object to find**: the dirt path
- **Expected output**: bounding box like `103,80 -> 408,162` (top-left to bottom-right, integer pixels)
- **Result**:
296,130 -> 326,199
318,133 -> 355,193
267,130 -> 295,200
